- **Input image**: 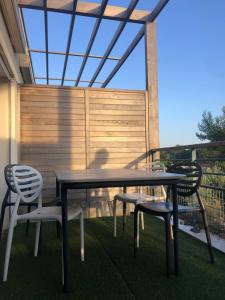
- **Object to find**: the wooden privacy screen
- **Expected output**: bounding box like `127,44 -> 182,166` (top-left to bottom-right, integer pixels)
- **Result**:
20,85 -> 150,217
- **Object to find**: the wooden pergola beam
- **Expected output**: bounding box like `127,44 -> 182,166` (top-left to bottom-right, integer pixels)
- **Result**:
20,8 -> 35,83
144,0 -> 170,154
1,0 -> 26,53
145,22 -> 159,153
17,0 -> 150,24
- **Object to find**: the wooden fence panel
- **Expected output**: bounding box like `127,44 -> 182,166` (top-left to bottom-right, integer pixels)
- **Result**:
20,85 -> 149,217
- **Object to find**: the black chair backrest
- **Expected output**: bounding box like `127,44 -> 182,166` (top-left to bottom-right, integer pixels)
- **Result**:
167,161 -> 202,197
4,164 -> 20,193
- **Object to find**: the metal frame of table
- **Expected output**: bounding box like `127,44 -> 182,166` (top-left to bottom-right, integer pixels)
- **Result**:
55,169 -> 184,292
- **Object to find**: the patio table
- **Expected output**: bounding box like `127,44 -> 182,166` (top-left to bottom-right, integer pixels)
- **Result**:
55,168 -> 185,292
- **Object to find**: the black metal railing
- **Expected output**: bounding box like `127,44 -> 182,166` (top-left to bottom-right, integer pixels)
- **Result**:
150,141 -> 225,236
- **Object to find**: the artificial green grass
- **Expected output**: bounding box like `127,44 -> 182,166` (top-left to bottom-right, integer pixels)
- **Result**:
0,215 -> 225,300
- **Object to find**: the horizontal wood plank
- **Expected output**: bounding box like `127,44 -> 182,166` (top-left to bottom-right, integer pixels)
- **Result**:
21,113 -> 85,120
89,115 -> 145,121
90,131 -> 145,137
90,98 -> 144,105
89,104 -> 145,111
21,107 -> 85,114
20,85 -> 148,216
21,118 -> 85,126
89,120 -> 145,126
90,109 -> 145,116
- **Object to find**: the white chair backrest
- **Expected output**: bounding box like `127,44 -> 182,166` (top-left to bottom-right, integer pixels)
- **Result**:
12,165 -> 43,203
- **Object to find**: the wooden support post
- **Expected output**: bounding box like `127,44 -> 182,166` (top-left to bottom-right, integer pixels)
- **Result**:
85,89 -> 90,169
85,89 -> 90,216
192,149 -> 197,161
145,21 -> 160,161
145,91 -> 150,164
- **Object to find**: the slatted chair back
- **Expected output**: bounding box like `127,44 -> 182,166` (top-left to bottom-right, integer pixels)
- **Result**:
167,161 -> 202,197
12,165 -> 43,203
4,164 -> 20,194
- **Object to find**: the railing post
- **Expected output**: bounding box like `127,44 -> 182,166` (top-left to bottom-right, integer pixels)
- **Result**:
151,150 -> 159,162
191,149 -> 196,162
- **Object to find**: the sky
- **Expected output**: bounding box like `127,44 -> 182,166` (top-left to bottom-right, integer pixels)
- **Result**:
23,0 -> 225,147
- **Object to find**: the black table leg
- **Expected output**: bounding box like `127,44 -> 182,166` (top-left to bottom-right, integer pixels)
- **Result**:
56,178 -> 59,197
56,179 -> 61,239
61,186 -> 70,292
172,183 -> 179,275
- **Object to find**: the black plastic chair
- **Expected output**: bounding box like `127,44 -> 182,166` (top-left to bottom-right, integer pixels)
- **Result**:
134,161 -> 214,277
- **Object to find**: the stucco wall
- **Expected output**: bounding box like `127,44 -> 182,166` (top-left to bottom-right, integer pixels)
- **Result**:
0,78 -> 10,229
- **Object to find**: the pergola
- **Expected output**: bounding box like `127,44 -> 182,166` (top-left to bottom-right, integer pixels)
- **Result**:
17,0 -> 170,88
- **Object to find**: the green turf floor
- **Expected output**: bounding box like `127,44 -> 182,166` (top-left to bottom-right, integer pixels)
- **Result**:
0,215 -> 225,300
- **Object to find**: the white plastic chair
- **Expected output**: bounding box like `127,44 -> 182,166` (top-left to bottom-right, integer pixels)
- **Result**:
113,161 -> 166,246
3,165 -> 84,282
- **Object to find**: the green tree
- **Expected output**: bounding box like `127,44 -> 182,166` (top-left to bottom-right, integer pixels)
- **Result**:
196,106 -> 225,141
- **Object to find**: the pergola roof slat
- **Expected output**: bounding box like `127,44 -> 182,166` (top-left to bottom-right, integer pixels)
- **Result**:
102,25 -> 145,88
61,0 -> 78,86
44,0 -> 49,84
29,49 -> 121,61
75,0 -> 109,87
35,76 -> 104,84
88,0 -> 139,87
147,0 -> 170,22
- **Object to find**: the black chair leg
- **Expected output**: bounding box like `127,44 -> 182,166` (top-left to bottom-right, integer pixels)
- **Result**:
56,201 -> 61,238
201,210 -> 214,264
56,221 -> 61,239
165,214 -> 171,278
0,189 -> 10,240
123,202 -> 127,231
134,208 -> 138,258
25,205 -> 31,237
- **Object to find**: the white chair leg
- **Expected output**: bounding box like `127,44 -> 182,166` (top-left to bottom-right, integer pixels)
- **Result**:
141,212 -> 144,230
137,211 -> 140,248
3,219 -> 15,282
113,198 -> 117,237
34,221 -> 41,257
170,223 -> 174,240
80,211 -> 84,262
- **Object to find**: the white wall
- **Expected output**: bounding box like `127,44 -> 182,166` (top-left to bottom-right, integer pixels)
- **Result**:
0,77 -> 10,229
10,80 -> 20,164
0,3 -> 22,231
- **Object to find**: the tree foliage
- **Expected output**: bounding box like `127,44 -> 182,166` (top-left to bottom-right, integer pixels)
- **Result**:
196,106 -> 225,141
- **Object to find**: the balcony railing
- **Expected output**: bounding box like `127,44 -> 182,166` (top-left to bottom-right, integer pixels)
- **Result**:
150,141 -> 225,237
